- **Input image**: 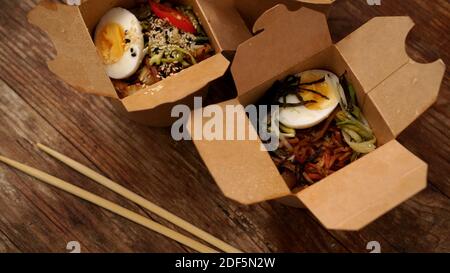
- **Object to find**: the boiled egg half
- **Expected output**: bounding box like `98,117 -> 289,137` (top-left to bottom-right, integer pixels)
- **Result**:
94,8 -> 145,79
278,70 -> 342,129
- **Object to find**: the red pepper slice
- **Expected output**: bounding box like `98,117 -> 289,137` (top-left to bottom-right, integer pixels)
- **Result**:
149,1 -> 196,34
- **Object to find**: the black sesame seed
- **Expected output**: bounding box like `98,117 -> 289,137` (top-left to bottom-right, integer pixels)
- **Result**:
131,53 -> 137,57
130,48 -> 134,53
125,39 -> 131,43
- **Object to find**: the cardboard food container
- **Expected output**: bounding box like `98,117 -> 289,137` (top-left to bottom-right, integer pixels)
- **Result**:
27,0 -> 332,127
234,0 -> 334,29
188,5 -> 446,230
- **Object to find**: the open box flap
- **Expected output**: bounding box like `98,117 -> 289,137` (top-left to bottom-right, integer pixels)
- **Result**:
336,16 -> 414,94
365,59 -> 445,137
122,54 -> 229,112
28,0 -> 118,98
234,0 -> 335,30
188,99 -> 291,204
195,0 -> 252,53
297,140 -> 427,231
231,5 -> 332,97
337,16 -> 446,137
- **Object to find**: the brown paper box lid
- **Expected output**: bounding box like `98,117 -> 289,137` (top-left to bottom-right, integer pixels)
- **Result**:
337,17 -> 446,137
188,99 -> 291,204
297,139 -> 427,230
122,54 -> 229,112
195,0 -> 252,53
234,0 -> 335,31
366,59 -> 445,138
231,5 -> 332,97
28,1 -> 118,98
336,17 -> 414,93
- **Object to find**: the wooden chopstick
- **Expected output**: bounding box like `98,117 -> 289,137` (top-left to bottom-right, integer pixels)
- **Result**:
0,155 -> 218,253
36,143 -> 242,253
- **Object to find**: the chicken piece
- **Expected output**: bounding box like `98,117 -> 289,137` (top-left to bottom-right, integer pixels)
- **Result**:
113,80 -> 143,98
192,44 -> 213,62
112,62 -> 160,98
138,64 -> 159,86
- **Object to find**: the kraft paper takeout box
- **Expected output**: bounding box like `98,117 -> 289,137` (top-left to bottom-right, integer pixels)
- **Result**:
28,0 -> 333,127
234,0 -> 334,29
188,5 -> 446,230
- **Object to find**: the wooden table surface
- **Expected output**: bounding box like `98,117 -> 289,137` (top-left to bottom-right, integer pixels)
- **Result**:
0,0 -> 449,253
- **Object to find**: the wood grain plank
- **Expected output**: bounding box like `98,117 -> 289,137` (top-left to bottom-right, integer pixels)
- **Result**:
0,79 -> 188,253
0,0 -> 348,253
0,0 -> 448,253
367,185 -> 450,252
0,228 -> 20,253
268,202 -> 401,253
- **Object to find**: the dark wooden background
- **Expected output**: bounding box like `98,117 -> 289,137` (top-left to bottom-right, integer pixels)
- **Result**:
0,0 -> 448,253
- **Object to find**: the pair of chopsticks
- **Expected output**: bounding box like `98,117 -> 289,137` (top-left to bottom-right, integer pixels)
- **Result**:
0,144 -> 242,253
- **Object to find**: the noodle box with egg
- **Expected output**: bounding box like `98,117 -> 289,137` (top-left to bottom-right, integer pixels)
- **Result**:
27,0 -> 333,126
188,6 -> 446,230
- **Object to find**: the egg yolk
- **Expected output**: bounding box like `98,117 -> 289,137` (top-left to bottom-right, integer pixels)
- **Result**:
299,74 -> 336,110
95,23 -> 125,65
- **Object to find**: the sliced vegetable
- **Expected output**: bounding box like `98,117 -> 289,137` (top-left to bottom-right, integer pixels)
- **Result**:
336,119 -> 373,139
172,46 -> 197,64
280,123 -> 296,138
348,84 -> 357,106
342,128 -> 362,143
149,1 -> 196,34
194,36 -> 210,44
179,6 -> 203,34
149,45 -> 197,66
342,131 -> 377,154
337,82 -> 348,111
149,52 -> 163,65
337,121 -> 373,140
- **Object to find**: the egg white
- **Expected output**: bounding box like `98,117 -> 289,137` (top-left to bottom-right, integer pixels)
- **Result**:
278,70 -> 341,129
95,8 -> 145,79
